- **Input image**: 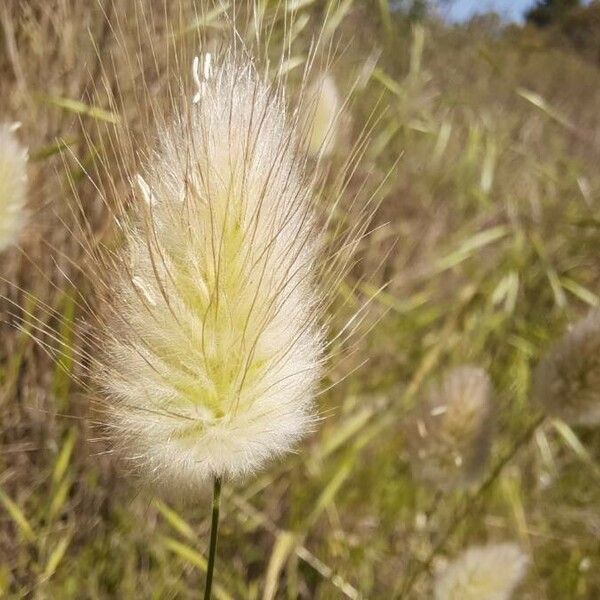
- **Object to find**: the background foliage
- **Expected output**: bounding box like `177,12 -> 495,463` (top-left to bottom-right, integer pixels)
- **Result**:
1,0 -> 600,597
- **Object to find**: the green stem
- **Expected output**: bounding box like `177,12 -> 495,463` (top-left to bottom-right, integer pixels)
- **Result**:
204,476 -> 222,600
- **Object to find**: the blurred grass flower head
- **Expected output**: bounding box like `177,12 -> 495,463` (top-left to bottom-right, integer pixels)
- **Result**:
304,73 -> 341,158
407,365 -> 494,490
96,51 -> 329,492
533,310 -> 600,426
0,123 -> 27,252
434,543 -> 528,600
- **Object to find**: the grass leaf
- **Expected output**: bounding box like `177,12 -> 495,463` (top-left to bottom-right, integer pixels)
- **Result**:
0,486 -> 35,543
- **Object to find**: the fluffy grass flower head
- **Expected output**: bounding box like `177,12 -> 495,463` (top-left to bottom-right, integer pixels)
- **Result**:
407,365 -> 494,490
88,47 -> 357,494
0,123 -> 27,252
304,73 -> 341,158
533,310 -> 600,426
434,543 -> 528,600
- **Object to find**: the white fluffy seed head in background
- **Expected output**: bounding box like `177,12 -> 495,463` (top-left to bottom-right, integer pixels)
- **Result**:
97,52 -> 325,492
434,543 -> 529,600
407,365 -> 494,491
533,309 -> 600,426
304,74 -> 341,158
0,123 -> 27,252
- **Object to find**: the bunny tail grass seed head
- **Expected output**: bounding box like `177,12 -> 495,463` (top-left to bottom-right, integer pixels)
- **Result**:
533,310 -> 600,426
304,73 -> 341,158
434,543 -> 529,600
407,365 -> 494,491
0,123 -> 27,252
93,50 -> 331,493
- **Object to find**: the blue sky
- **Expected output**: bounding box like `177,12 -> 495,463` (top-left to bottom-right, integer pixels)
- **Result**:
442,0 -> 538,23
441,0 -> 592,23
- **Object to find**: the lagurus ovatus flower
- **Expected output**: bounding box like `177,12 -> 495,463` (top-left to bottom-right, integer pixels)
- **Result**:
434,543 -> 528,600
304,73 -> 341,158
95,50 -> 356,494
406,365 -> 494,491
533,310 -> 600,426
0,123 -> 27,252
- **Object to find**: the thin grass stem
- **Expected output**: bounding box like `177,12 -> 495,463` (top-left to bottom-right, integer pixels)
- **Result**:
204,476 -> 222,600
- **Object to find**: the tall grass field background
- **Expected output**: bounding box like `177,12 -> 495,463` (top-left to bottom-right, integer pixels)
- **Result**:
2,1 -> 600,598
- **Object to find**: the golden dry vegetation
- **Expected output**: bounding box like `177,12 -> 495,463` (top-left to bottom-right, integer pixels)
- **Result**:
2,1 -> 600,598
